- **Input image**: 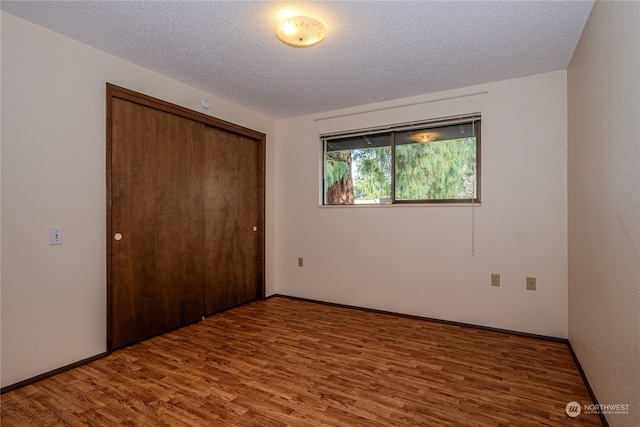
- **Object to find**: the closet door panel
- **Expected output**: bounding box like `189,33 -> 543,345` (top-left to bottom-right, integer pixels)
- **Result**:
110,98 -> 205,349
204,126 -> 261,314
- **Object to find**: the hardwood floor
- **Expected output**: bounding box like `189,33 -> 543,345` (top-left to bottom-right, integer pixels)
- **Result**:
1,297 -> 601,426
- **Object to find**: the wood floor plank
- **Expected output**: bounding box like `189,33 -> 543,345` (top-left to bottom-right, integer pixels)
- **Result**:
1,297 -> 601,426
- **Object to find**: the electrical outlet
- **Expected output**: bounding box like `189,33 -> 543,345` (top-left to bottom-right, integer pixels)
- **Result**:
298,257 -> 304,267
526,277 -> 536,291
491,273 -> 500,286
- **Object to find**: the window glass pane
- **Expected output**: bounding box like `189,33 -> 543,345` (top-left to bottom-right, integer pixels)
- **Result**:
324,134 -> 392,204
322,117 -> 479,205
353,146 -> 392,203
395,123 -> 476,201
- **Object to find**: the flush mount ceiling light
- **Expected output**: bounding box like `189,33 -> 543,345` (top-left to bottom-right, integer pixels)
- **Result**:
276,16 -> 326,48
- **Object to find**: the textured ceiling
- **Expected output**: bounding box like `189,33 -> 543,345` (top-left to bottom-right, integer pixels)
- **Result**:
1,1 -> 594,119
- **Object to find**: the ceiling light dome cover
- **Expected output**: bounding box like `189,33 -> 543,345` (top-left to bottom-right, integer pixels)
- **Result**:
276,16 -> 326,48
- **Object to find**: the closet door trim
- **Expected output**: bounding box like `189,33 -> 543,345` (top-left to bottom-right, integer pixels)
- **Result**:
106,83 -> 266,352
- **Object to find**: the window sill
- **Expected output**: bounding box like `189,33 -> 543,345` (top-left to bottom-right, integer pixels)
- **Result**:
319,202 -> 482,208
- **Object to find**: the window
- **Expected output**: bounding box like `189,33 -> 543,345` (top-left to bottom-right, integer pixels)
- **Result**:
322,115 -> 480,205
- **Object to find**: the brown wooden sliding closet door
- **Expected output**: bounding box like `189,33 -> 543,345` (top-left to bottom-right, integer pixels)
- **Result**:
110,98 -> 205,350
204,126 -> 261,314
107,83 -> 265,351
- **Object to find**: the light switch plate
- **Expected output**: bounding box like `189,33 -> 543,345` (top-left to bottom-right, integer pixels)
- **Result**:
50,227 -> 63,245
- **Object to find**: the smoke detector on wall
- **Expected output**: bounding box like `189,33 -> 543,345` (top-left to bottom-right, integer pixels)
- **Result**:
200,98 -> 211,109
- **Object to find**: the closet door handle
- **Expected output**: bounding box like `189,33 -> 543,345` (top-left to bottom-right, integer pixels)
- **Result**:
114,232 -> 123,241
252,226 -> 258,232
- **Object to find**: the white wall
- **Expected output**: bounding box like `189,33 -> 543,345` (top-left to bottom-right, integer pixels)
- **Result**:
0,12 -> 277,388
567,2 -> 640,426
275,71 -> 568,338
